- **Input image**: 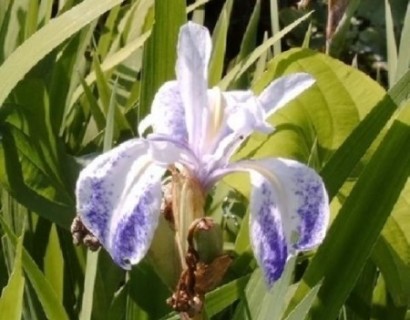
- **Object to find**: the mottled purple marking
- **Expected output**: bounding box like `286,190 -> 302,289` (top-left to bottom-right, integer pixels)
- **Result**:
84,178 -> 111,243
80,148 -> 134,246
111,189 -> 154,268
255,182 -> 288,286
293,171 -> 325,249
152,82 -> 188,143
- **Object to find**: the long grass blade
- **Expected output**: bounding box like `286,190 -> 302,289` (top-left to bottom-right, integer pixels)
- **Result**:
0,0 -> 126,108
385,0 -> 398,88
395,1 -> 410,82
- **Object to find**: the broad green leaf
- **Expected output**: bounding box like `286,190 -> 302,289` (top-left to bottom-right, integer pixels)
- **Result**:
0,0 -> 126,108
227,48 -> 385,196
208,0 -> 233,86
320,70 -> 410,199
287,102 -> 410,319
139,0 -> 186,121
0,235 -> 25,320
0,215 -> 69,320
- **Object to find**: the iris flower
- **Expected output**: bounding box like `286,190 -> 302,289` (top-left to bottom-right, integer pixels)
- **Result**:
76,22 -> 329,286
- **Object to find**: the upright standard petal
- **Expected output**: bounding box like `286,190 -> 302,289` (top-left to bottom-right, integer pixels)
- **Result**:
76,139 -> 166,269
176,22 -> 212,153
258,73 -> 315,117
139,81 -> 188,144
250,170 -> 288,286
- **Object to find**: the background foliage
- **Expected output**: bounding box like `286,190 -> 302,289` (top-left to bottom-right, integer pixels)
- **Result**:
0,0 -> 409,319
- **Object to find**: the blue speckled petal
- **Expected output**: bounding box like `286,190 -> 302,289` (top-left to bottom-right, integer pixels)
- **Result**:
273,159 -> 329,251
250,171 -> 288,286
211,158 -> 329,285
76,139 -> 166,269
148,81 -> 188,144
247,158 -> 329,252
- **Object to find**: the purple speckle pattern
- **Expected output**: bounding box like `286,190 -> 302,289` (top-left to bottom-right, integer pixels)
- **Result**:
291,168 -> 328,251
76,141 -> 138,247
83,179 -> 111,244
251,178 -> 288,287
76,140 -> 164,268
111,187 -> 157,269
151,81 -> 188,144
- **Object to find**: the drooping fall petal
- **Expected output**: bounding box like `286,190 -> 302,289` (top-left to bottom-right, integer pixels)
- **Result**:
76,140 -> 166,269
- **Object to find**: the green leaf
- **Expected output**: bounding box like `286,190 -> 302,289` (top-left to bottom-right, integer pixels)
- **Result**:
269,0 -> 281,55
371,275 -> 407,320
139,0 -> 186,121
287,102 -> 410,319
231,258 -> 296,320
208,0 -> 233,86
0,215 -> 69,320
284,282 -> 322,320
0,124 -> 73,228
321,69 -> 410,200
44,225 -> 64,303
372,212 -> 410,306
227,48 -> 385,196
345,260 -> 377,319
396,1 -> 410,82
0,235 -> 25,320
385,0 -> 398,88
0,0 -> 126,108
69,31 -> 151,110
220,12 -> 313,90
79,251 -> 98,320
127,260 -> 171,319
204,275 -> 250,318
234,0 -> 261,88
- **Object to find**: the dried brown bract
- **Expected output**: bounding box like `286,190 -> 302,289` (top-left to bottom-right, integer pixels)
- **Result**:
71,215 -> 101,251
167,218 -> 232,319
